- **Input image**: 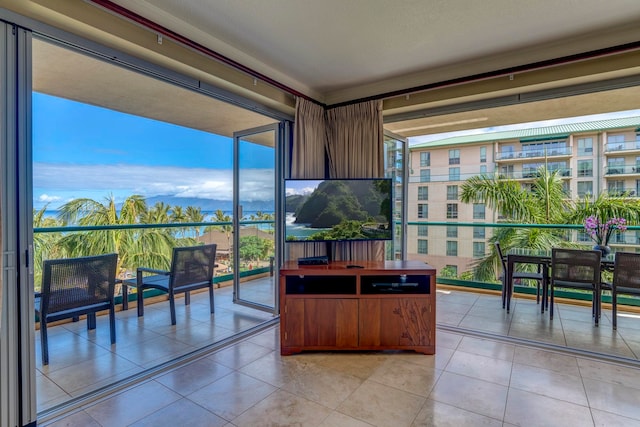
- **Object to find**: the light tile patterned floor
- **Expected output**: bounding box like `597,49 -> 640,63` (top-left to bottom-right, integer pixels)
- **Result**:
38,288 -> 640,426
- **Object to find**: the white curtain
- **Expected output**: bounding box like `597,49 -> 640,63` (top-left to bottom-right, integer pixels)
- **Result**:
289,98 -> 328,260
326,100 -> 385,260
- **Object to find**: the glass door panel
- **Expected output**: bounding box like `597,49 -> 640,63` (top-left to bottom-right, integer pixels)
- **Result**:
233,125 -> 279,312
384,131 -> 407,260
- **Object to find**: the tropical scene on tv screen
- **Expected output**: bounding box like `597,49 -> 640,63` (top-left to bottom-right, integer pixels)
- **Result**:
285,179 -> 392,241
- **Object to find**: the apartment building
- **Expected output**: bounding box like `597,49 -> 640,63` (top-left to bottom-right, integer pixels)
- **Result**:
407,115 -> 640,274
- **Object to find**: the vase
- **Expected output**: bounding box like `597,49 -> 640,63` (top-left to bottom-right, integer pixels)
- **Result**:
593,244 -> 611,256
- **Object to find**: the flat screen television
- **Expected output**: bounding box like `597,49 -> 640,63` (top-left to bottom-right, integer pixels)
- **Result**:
285,178 -> 393,242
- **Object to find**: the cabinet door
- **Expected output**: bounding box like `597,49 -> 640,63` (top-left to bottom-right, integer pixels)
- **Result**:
359,298 -> 434,347
283,298 -> 358,348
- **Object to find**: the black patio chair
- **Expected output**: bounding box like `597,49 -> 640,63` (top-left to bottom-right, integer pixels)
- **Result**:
124,244 -> 217,325
495,242 -> 546,309
35,253 -> 118,365
550,248 -> 602,325
611,251 -> 640,330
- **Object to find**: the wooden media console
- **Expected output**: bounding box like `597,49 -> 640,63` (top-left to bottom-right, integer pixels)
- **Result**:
279,260 -> 436,355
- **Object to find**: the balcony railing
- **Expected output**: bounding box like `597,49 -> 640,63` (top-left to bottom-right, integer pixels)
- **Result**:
495,147 -> 572,161
604,140 -> 640,152
498,168 -> 572,180
605,164 -> 640,175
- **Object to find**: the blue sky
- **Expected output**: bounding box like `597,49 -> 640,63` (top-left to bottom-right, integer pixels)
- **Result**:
33,93 -> 275,209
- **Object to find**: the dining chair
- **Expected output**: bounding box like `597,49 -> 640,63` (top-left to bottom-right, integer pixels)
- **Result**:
35,253 -> 118,365
495,242 -> 546,309
550,248 -> 602,325
611,251 -> 640,330
123,244 -> 217,325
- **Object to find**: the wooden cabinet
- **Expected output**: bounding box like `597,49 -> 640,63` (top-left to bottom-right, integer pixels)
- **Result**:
280,260 -> 436,355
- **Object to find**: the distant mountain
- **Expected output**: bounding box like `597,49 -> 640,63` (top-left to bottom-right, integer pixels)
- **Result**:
143,195 -> 274,213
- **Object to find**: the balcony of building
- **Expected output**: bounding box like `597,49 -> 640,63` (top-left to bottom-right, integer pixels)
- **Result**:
497,168 -> 572,181
605,164 -> 640,176
495,147 -> 572,162
604,140 -> 640,154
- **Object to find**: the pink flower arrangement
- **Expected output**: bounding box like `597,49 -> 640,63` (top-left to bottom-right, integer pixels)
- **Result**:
584,216 -> 627,246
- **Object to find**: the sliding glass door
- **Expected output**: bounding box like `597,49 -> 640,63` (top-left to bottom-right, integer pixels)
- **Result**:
233,124 -> 282,313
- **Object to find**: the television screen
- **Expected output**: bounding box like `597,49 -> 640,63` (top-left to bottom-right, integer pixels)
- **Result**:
285,178 -> 393,242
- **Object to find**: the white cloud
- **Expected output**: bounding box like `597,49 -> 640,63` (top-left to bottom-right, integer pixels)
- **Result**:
33,163 -> 275,203
37,194 -> 62,202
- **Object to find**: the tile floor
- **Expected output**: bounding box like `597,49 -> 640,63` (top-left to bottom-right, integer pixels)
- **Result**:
37,288 -> 640,426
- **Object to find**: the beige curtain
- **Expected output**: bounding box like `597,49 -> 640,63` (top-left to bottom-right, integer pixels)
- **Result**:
292,97 -> 326,179
288,98 -> 328,260
0,189 -> 2,329
326,100 -> 385,260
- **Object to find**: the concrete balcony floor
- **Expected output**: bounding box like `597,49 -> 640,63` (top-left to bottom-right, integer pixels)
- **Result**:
38,286 -> 640,426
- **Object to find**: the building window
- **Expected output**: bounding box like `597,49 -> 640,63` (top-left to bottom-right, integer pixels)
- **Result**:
501,145 -> 514,159
446,185 -> 458,200
446,203 -> 458,219
577,159 -> 593,177
473,242 -> 485,258
607,134 -> 625,151
473,226 -> 485,239
473,203 -> 485,219
577,230 -> 590,242
447,225 -> 458,238
449,149 -> 460,165
417,225 -> 428,236
480,146 -> 486,163
449,167 -> 460,181
420,169 -> 430,182
420,152 -> 430,167
480,165 -> 487,174
607,157 -> 625,175
446,241 -> 458,256
577,181 -> 593,197
418,203 -> 428,219
417,186 -> 428,200
608,180 -> 625,196
417,239 -> 428,254
577,138 -> 593,156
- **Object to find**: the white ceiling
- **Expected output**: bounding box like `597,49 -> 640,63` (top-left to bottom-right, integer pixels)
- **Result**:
111,0 -> 640,105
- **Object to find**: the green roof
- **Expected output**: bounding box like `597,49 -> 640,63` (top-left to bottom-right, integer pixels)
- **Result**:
409,116 -> 640,150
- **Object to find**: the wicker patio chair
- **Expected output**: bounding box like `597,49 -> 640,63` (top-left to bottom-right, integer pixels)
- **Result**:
550,248 -> 602,325
611,251 -> 640,330
124,244 -> 217,325
35,253 -> 118,365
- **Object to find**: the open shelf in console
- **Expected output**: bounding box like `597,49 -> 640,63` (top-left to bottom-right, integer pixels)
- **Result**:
360,274 -> 430,294
285,275 -> 357,295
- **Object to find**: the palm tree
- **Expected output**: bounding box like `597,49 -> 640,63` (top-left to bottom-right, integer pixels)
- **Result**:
56,194 -> 174,275
170,205 -> 186,238
460,168 -> 571,281
185,206 -> 205,237
208,208 -> 233,252
33,205 -> 64,290
461,167 -> 640,281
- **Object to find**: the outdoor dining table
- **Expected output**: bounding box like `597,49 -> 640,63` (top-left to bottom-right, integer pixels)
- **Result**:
504,247 -> 615,313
